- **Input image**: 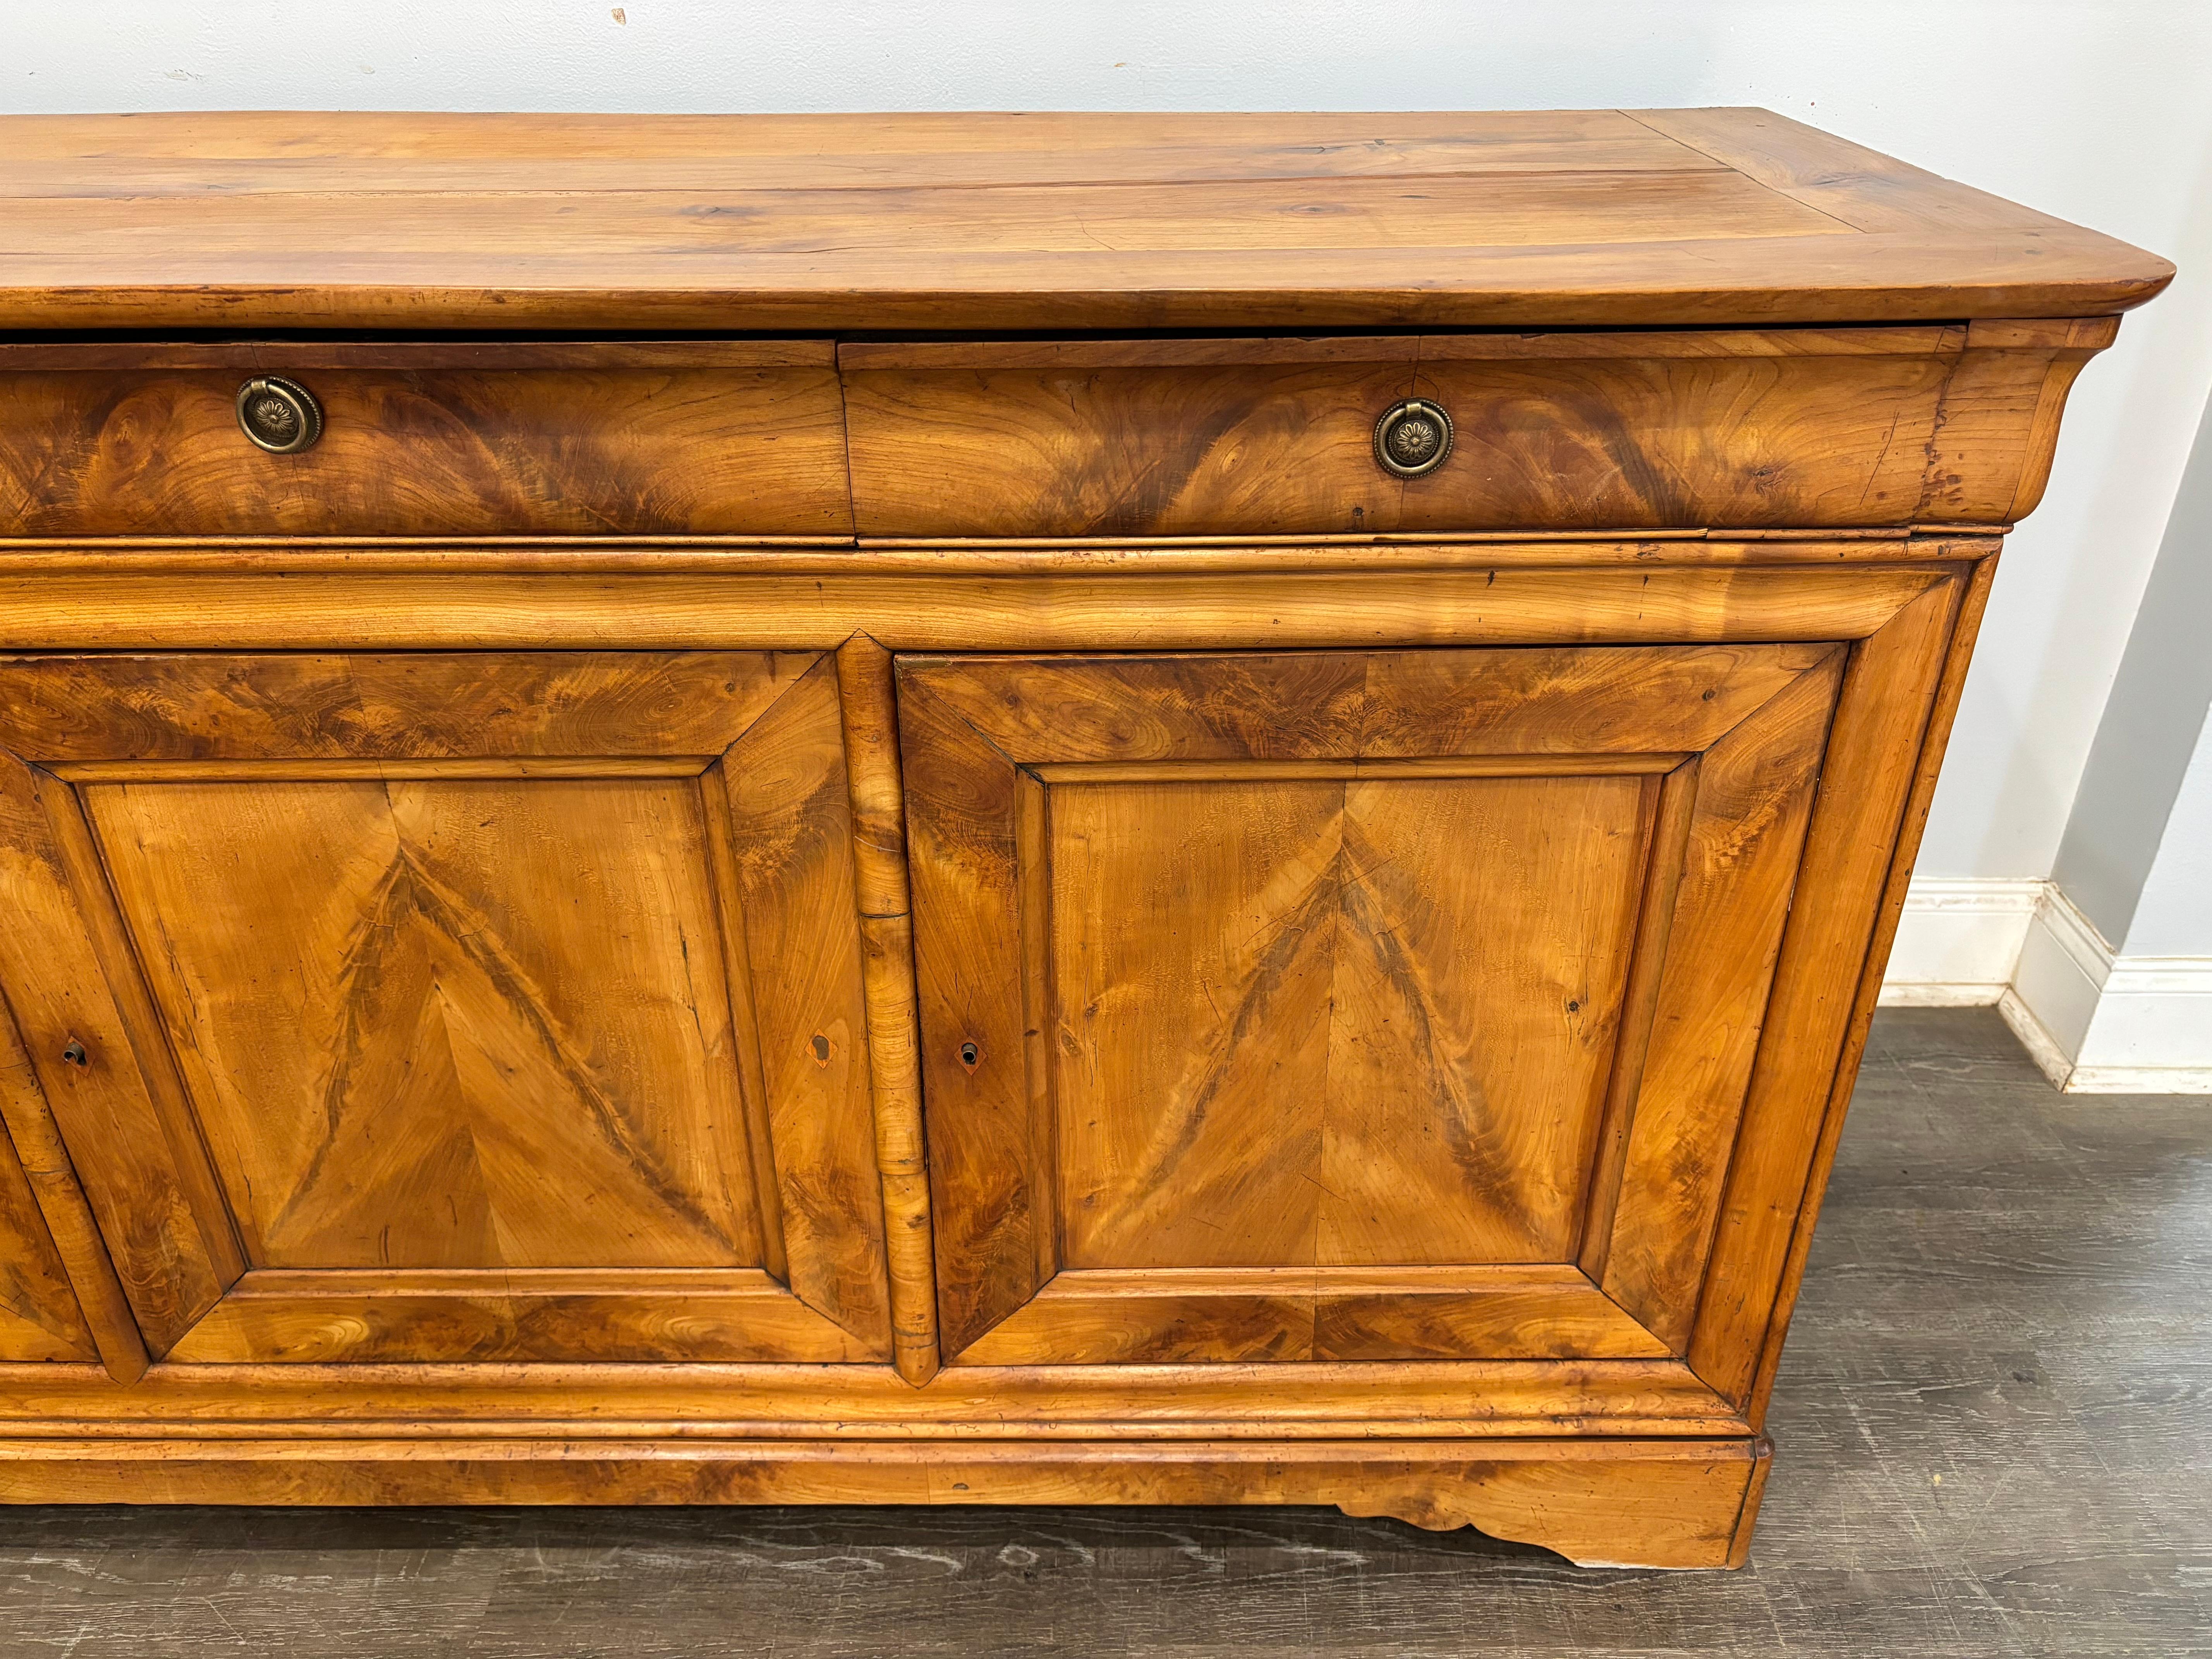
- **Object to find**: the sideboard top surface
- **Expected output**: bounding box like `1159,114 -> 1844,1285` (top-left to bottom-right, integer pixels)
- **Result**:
0,107 -> 2172,333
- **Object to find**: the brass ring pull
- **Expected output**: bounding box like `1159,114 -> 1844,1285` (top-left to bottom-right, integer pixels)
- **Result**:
235,375 -> 324,454
1373,398 -> 1453,478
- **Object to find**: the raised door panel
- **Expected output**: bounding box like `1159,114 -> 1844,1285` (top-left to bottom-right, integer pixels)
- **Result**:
0,651 -> 891,1364
89,776 -> 765,1271
900,646 -> 1844,1366
1047,771 -> 1649,1270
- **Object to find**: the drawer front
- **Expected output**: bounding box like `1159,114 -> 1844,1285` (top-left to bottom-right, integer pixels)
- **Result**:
842,323 -> 2111,537
0,343 -> 853,538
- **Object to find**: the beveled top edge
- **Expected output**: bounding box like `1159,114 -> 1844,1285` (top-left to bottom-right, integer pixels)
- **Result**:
0,107 -> 2173,332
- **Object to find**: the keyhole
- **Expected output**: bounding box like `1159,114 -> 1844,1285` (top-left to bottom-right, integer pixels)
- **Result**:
810,1033 -> 833,1067
958,1040 -> 981,1072
60,1039 -> 88,1068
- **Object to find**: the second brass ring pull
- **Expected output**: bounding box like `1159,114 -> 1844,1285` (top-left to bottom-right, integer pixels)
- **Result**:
1373,398 -> 1453,478
236,375 -> 323,454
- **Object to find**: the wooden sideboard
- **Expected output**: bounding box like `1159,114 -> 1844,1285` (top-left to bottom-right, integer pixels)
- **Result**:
0,109 -> 2169,1568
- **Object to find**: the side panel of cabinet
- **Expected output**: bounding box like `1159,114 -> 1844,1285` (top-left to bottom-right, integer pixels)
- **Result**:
0,651 -> 893,1365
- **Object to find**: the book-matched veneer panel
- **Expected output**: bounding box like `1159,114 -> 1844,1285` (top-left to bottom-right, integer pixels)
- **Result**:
89,773 -> 772,1271
1044,769 -> 1651,1270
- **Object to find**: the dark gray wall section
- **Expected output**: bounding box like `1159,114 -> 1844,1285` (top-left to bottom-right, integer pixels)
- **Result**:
2052,388 -> 2212,946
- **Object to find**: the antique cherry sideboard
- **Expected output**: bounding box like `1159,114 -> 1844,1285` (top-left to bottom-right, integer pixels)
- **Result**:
0,109 -> 2170,1567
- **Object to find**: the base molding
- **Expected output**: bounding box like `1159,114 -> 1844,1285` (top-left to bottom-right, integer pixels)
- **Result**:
0,1434 -> 1771,1569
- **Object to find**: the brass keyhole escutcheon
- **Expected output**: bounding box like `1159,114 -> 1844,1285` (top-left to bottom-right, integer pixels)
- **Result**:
958,1040 -> 981,1072
1373,398 -> 1453,478
235,375 -> 324,454
60,1039 -> 88,1068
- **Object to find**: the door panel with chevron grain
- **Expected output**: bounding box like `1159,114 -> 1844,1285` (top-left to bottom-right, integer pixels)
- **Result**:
900,646 -> 1846,1364
0,651 -> 891,1363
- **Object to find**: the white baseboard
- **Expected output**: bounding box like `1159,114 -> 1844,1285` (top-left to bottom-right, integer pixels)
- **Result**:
2059,950 -> 2212,1092
1882,878 -> 2212,1095
2008,881 -> 2110,1065
1877,878 -> 2044,1008
1996,986 -> 2078,1087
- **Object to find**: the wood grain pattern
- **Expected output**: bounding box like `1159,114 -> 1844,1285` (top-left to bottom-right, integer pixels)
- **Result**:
1047,774 -> 1648,1269
0,563 -> 1955,653
897,679 -> 1030,1356
1577,764 -> 1702,1286
0,105 -> 2146,1564
0,358 -> 851,538
0,747 -> 235,1351
163,1269 -> 877,1364
1689,577 -> 1966,1406
7,1011 -> 2170,1633
904,643 -> 1836,763
0,1433 -> 1770,1568
0,1352 -> 1741,1437
957,1267 -> 1671,1365
0,172 -> 1848,260
900,644 -> 1846,1366
91,776 -> 769,1271
1595,657 -> 1844,1350
0,650 -> 817,761
0,989 -> 144,1377
1740,564 -> 1999,1431
0,649 -> 901,1367
834,638 -> 940,1386
845,328 -> 2065,536
1917,319 -> 2119,521
0,534 -> 1995,570
0,110 -> 2167,330
0,107 -> 1725,178
715,657 -> 891,1352
0,1066 -> 96,1362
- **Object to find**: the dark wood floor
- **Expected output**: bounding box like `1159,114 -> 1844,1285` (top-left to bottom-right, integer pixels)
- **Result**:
0,1008 -> 2204,1657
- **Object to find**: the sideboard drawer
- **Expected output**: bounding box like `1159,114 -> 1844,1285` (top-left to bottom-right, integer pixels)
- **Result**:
0,342 -> 853,538
841,323 -> 2112,537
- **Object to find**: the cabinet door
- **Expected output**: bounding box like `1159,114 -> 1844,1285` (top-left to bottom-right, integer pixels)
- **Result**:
0,651 -> 889,1363
901,645 -> 1846,1364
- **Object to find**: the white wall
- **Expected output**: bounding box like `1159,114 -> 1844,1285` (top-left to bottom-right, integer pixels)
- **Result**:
8,0 -> 2212,899
2125,714 -> 2212,958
